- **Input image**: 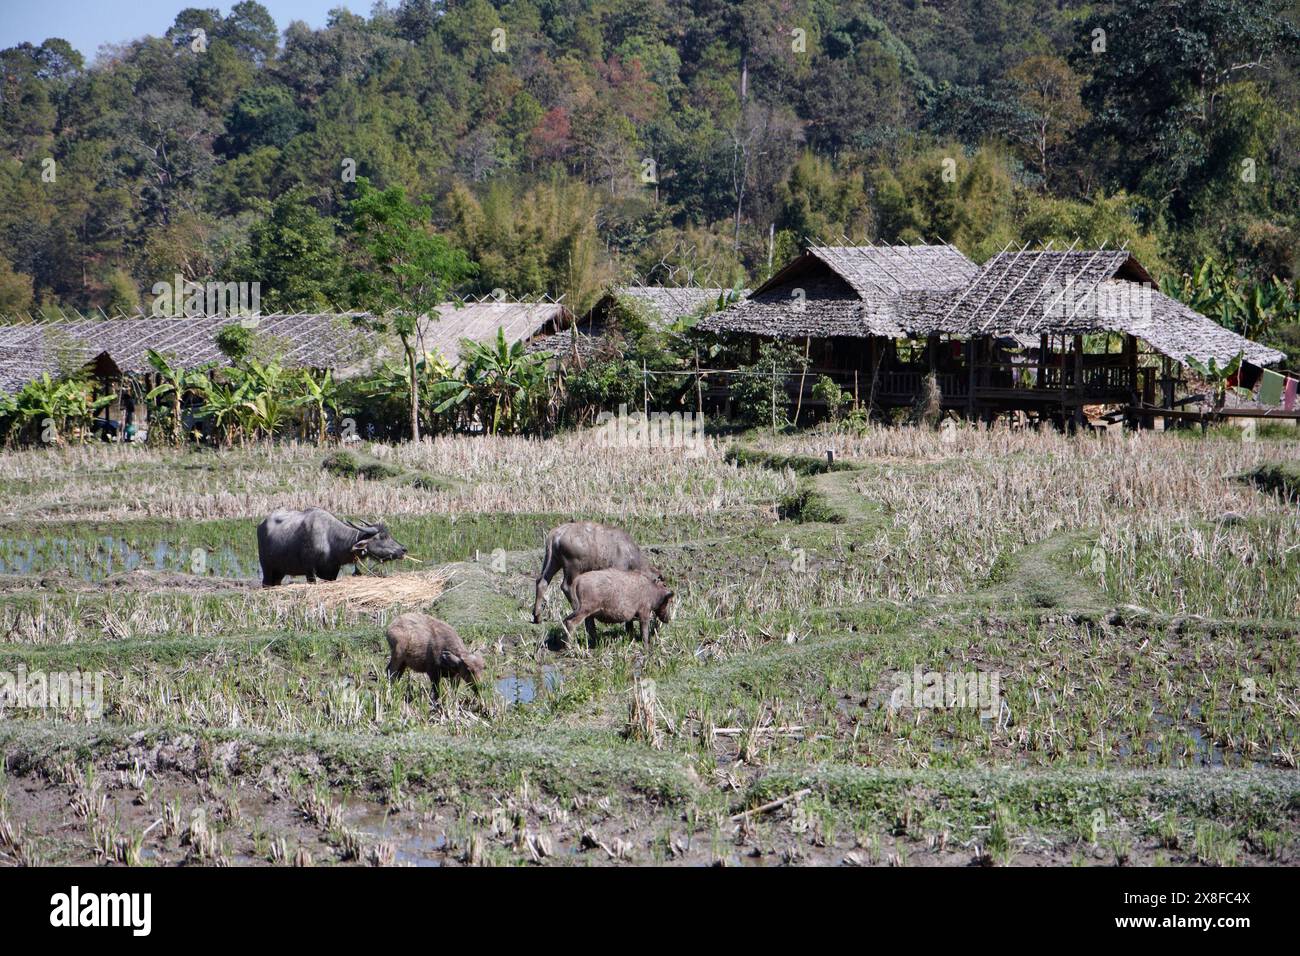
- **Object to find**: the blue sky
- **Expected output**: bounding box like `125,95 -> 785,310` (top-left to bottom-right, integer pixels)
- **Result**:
0,0 -> 352,61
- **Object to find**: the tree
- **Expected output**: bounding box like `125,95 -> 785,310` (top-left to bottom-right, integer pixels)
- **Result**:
238,358 -> 291,441
1186,351 -> 1246,412
217,1 -> 279,66
145,350 -> 210,444
444,328 -> 549,434
221,86 -> 304,155
197,375 -> 251,447
1007,54 -> 1086,187
295,368 -> 340,443
1073,0 -> 1300,222
14,374 -> 109,445
347,178 -> 475,441
243,187 -> 345,310
0,255 -> 34,313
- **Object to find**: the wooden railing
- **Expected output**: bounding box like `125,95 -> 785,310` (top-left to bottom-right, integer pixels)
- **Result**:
1040,365 -> 1135,391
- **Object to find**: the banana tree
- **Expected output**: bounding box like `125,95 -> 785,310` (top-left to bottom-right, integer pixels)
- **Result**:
242,391 -> 289,440
15,375 -> 67,444
456,329 -> 549,434
0,391 -> 17,446
295,368 -> 339,444
1185,351 -> 1247,413
198,376 -> 252,447
236,359 -> 291,441
146,350 -> 210,445
1163,258 -> 1299,343
14,375 -> 110,445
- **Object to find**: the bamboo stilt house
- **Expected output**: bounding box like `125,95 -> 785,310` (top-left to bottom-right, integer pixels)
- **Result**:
909,247 -> 1285,423
698,241 -> 1286,424
696,241 -> 981,408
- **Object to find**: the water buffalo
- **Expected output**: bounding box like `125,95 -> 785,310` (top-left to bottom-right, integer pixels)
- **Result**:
256,507 -> 407,587
385,612 -> 485,701
531,521 -> 659,623
562,569 -> 674,646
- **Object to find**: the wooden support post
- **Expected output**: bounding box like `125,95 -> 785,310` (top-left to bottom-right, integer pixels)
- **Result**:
1125,334 -> 1139,429
1057,335 -> 1068,429
965,338 -> 976,420
694,349 -> 703,418
793,336 -> 810,427
1072,334 -> 1085,429
865,338 -> 875,412
770,361 -> 778,435
1162,356 -> 1174,431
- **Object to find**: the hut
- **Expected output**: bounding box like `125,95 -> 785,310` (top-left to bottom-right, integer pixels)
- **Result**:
526,285 -> 744,362
911,246 -> 1286,425
414,298 -> 574,364
696,242 -> 979,410
0,312 -> 380,436
0,312 -> 378,387
698,241 -> 1286,425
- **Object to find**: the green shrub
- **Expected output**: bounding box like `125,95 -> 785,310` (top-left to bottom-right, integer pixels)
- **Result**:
1240,462 -> 1300,501
321,449 -> 404,480
729,341 -> 806,427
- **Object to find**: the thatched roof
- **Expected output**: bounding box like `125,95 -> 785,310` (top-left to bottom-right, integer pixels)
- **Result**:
912,248 -> 1284,367
0,346 -> 65,395
525,286 -> 744,361
699,242 -> 1283,370
616,286 -> 743,325
697,243 -> 978,339
0,313 -> 379,393
415,300 -> 572,363
1119,293 -> 1284,368
0,301 -> 577,392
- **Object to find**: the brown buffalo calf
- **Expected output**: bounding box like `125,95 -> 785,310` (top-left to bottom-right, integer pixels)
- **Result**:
562,569 -> 674,647
386,612 -> 485,700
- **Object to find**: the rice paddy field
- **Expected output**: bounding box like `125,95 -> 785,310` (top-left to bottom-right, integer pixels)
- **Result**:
0,424 -> 1297,867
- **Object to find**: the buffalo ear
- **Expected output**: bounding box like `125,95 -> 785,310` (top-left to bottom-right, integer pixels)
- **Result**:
439,650 -> 463,669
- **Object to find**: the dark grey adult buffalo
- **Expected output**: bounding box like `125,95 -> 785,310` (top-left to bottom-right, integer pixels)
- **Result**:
256,507 -> 407,587
532,521 -> 658,623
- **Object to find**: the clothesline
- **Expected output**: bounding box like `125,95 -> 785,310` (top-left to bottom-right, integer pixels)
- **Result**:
1256,368 -> 1299,411
639,367 -> 811,377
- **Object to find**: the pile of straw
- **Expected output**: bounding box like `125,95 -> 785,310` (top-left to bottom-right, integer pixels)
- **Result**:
269,567 -> 450,610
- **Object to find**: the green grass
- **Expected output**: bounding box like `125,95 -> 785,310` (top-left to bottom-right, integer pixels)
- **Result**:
0,510 -> 762,581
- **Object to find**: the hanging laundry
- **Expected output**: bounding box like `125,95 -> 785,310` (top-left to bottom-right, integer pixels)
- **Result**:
1258,368 -> 1285,406
1284,376 -> 1298,412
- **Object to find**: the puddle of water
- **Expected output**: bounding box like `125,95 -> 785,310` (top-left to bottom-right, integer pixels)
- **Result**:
1110,707 -> 1272,769
349,805 -> 447,866
0,535 -> 253,581
495,665 -> 562,705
